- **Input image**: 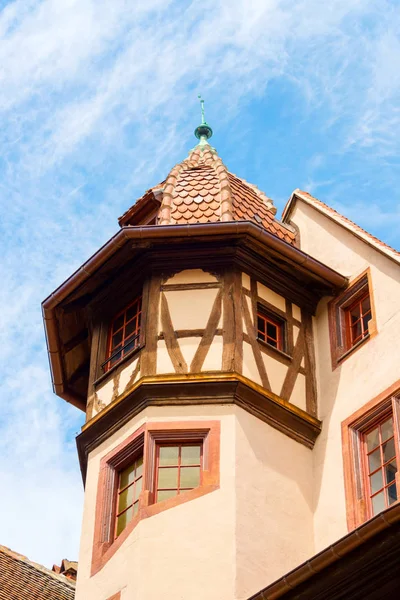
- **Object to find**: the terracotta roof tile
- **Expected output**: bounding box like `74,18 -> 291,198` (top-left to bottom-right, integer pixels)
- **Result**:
0,546 -> 75,600
118,142 -> 296,245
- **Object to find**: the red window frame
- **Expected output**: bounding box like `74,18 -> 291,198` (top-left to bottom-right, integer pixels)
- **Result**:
154,442 -> 203,503
345,292 -> 372,349
104,296 -> 142,372
362,414 -> 398,518
257,310 -> 283,351
114,453 -> 144,538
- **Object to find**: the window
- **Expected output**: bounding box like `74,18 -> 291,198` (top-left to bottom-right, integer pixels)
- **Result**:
363,415 -> 398,517
345,292 -> 371,349
257,307 -> 285,352
342,386 -> 400,529
329,270 -> 376,368
115,454 -> 143,537
104,296 -> 142,372
92,421 -> 220,575
155,444 -> 202,503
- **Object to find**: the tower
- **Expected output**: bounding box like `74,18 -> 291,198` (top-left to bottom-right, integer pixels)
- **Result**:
42,106 -> 356,600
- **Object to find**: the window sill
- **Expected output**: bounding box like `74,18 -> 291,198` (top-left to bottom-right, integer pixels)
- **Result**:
257,337 -> 292,362
337,333 -> 370,366
94,344 -> 144,387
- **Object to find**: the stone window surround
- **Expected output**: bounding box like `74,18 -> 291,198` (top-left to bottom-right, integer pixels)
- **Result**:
91,420 -> 220,576
328,267 -> 377,369
342,379 -> 400,530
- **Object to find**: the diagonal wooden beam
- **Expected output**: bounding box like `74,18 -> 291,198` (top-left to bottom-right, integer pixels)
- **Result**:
190,289 -> 222,373
160,292 -> 188,374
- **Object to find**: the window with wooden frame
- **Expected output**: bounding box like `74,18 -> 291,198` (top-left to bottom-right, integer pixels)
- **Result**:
342,386 -> 400,530
155,443 -> 202,503
363,414 -> 398,516
257,305 -> 285,352
103,296 -> 142,372
92,421 -> 220,576
115,454 -> 143,537
329,270 -> 376,368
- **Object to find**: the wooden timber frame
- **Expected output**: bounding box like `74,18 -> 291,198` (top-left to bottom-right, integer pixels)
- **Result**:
42,222 -> 348,411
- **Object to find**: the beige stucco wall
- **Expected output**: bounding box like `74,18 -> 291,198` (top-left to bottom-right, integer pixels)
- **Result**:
76,404 -> 315,600
290,200 -> 400,552
76,405 -> 236,600
235,409 -> 314,600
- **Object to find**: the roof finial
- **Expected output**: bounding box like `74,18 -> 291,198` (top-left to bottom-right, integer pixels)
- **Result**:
194,94 -> 213,143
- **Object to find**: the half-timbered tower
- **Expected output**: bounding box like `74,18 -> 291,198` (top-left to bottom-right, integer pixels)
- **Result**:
42,108 -> 400,599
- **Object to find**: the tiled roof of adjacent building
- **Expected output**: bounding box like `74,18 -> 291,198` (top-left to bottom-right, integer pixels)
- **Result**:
0,545 -> 75,600
119,142 -> 296,245
284,189 -> 400,263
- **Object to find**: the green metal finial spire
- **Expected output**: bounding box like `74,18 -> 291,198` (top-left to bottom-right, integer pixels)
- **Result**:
194,94 -> 213,143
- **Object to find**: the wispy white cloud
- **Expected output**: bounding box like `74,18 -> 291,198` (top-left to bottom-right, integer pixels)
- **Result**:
1,0 -> 399,568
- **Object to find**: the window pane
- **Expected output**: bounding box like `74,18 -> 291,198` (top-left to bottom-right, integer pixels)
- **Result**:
257,317 -> 265,335
126,303 -> 139,322
351,321 -> 362,342
362,313 -> 371,333
350,305 -> 361,322
387,483 -> 397,506
158,467 -> 179,489
180,466 -> 201,489
266,322 -> 277,339
368,448 -> 381,473
381,418 -> 394,442
366,427 -> 380,452
370,470 -> 383,494
157,490 -> 177,502
124,335 -> 136,354
159,446 -> 179,466
383,438 -> 396,463
181,446 -> 201,466
268,338 -> 278,348
136,455 -> 143,478
110,350 -> 122,366
133,500 -> 139,515
113,315 -> 124,332
361,296 -> 371,314
118,485 -> 134,513
371,491 -> 385,516
385,460 -> 397,485
125,319 -> 137,338
134,476 -> 143,501
112,330 -> 123,348
120,463 -> 136,489
116,506 -> 133,536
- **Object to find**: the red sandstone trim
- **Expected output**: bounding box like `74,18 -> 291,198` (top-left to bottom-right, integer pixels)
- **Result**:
106,593 -> 121,600
91,420 -> 220,576
342,378 -> 400,530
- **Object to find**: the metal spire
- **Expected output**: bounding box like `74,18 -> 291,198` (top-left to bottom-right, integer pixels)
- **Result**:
194,94 -> 213,143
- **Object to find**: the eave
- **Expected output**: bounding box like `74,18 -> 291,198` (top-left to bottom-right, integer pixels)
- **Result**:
42,221 -> 348,410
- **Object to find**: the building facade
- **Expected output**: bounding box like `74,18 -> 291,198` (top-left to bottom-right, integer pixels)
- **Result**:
42,118 -> 400,599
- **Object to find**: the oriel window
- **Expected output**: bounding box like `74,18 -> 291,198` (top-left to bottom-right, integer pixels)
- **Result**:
257,308 -> 284,351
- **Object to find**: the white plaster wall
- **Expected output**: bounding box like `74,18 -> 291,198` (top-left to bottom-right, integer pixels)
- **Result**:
235,408 -> 314,599
95,357 -> 141,413
165,288 -> 219,331
242,341 -> 262,386
290,201 -> 400,552
257,282 -> 286,311
76,405 -> 237,600
165,269 -> 218,285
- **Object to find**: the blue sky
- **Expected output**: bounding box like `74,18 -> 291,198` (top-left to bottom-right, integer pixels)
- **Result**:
0,0 -> 399,568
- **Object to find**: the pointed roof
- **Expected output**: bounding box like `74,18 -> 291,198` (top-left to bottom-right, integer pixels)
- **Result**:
119,141 -> 296,245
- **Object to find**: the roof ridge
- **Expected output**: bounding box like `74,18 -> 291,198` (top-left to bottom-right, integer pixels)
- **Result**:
293,189 -> 400,260
0,545 -> 76,589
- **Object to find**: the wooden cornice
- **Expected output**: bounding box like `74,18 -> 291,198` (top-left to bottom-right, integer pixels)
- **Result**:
76,373 -> 322,482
